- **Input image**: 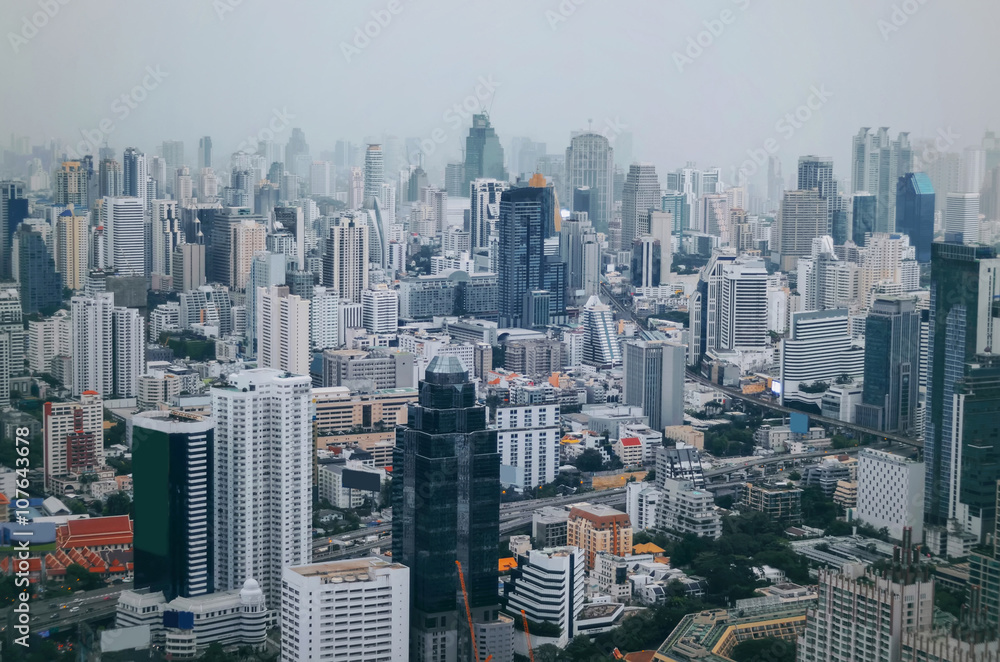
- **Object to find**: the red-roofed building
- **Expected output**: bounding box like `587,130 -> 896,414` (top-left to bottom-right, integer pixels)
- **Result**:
57,515 -> 133,552
0,492 -> 8,523
614,437 -> 645,467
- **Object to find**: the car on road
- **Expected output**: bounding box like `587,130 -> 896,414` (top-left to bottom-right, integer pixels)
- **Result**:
59,604 -> 67,609
69,607 -> 80,612
103,595 -> 112,600
49,614 -> 58,620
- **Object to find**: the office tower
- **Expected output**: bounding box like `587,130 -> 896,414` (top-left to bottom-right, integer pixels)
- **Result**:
54,161 -> 89,207
392,356 -> 501,662
620,163 -> 660,246
623,340 -> 685,430
98,158 -> 123,198
962,146 -> 986,194
257,285 -> 310,375
470,179 -> 509,250
661,190 -> 689,233
559,212 -> 600,307
172,242 -> 206,293
698,193 -> 729,238
310,286 -> 339,350
797,154 -> 840,233
272,205 -> 305,270
0,181 -> 27,280
101,196 -> 146,276
646,208 -> 676,277
323,214 -> 370,303
718,256 -> 769,351
495,404 -> 560,490
855,296 -> 921,434
363,144 -> 384,210
198,136 -> 212,169
780,309 -> 864,407
14,225 -> 60,314
856,448 -> 924,542
174,166 -> 193,205
161,139 -> 184,172
229,219 -> 266,291
212,369 -> 312,604
132,411 -> 214,600
631,237 -> 661,289
566,132 -> 614,232
690,251 -> 737,360
496,181 -> 566,328
509,137 -> 546,180
0,290 -> 23,409
773,189 -> 828,270
148,156 -> 167,198
208,208 -> 259,285
463,113 -> 507,192
309,161 -> 331,196
122,147 -> 148,210
42,391 -> 103,492
798,557 -> 932,662
581,295 -> 621,367
361,286 -> 398,334
71,292 -> 144,398
502,548 -> 584,648
796,237 -> 859,312
445,162 -> 466,197
280,559 -> 410,661
766,155 -> 784,211
851,192 -> 877,246
851,127 -> 913,232
895,172 -> 935,262
150,199 -> 179,278
56,208 -> 89,290
944,192 -> 981,244
284,128 -> 309,177
245,252 -> 286,358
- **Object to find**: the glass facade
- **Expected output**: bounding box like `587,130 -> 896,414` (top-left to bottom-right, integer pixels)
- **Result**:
896,172 -> 935,263
463,114 -> 507,191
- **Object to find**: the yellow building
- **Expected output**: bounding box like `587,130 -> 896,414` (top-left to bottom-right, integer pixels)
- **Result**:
313,386 -> 417,434
566,503 -> 632,570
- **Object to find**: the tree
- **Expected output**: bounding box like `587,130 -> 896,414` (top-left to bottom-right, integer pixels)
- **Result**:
104,491 -> 132,516
644,467 -> 656,482
788,471 -> 802,481
731,637 -> 796,662
65,563 -> 103,591
574,449 -> 604,473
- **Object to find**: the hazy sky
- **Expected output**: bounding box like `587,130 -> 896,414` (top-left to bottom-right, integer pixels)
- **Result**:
2,0 -> 996,186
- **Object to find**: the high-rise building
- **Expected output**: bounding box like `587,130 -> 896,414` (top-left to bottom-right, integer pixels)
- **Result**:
151,199 -> 180,279
54,161 -> 89,208
856,296 -> 921,434
284,128 -> 310,177
774,189 -> 828,270
212,369 -> 312,604
944,192 -> 981,244
198,136 -> 212,169
363,144 -> 384,209
581,295 -> 621,367
43,391 -> 103,492
495,404 -> 560,490
229,219 -> 267,291
56,208 -> 89,291
767,155 -> 784,212
620,163 -> 660,247
122,147 -> 148,210
797,154 -> 840,233
501,547 -> 584,648
392,356 -> 501,662
924,242 -> 1000,524
661,190 -> 690,234
497,180 -> 566,328
14,225 -> 61,314
280,559 -> 410,662
71,292 -> 144,398
0,181 -> 28,279
630,237 -> 661,290
559,212 -> 600,306
856,448 -> 924,542
101,196 -> 146,276
851,127 -> 913,232
361,286 -> 398,334
895,172 -> 935,263
718,256 -> 769,351
463,113 -> 507,192
323,213 -> 370,303
780,309 -> 864,407
309,286 -> 339,351
98,158 -> 123,198
796,237 -> 859,312
132,410 -> 214,600
851,193 -> 877,246
566,132 -> 614,232
257,285 -> 310,375
566,504 -> 632,570
445,162 -> 466,197
623,340 -> 685,430
470,179 -> 509,250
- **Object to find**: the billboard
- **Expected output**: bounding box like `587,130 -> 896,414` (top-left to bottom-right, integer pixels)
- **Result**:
342,468 -> 381,492
790,411 -> 809,434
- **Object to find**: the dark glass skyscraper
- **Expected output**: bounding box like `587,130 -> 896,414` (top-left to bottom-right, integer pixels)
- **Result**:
852,193 -> 877,246
0,181 -> 27,280
392,356 -> 501,661
15,225 -> 61,314
855,296 -> 920,434
497,180 -> 566,328
463,113 -> 507,191
896,172 -> 935,263
132,411 -> 214,601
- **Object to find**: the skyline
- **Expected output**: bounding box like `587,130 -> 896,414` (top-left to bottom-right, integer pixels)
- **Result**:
2,0 -> 996,184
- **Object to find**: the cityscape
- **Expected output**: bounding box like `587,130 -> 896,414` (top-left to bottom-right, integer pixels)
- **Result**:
0,1 -> 998,661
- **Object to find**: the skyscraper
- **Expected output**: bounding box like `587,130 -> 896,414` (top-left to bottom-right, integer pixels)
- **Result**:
895,172 -> 935,262
257,285 -> 310,376
944,192 -> 981,244
566,132 -> 614,232
623,340 -> 685,430
284,128 -> 310,177
0,290 -> 24,409
620,163 -> 661,246
101,196 -> 146,276
924,242 -> 1000,525
851,127 -> 912,232
245,251 -> 286,358
56,208 -> 89,291
363,143 -> 384,208
43,391 -> 103,492
132,410 -> 214,600
851,193 -> 877,246
774,189 -> 828,270
392,356 -> 501,662
581,295 -> 621,368
122,147 -> 148,209
469,178 -> 509,250
797,154 -> 840,233
559,212 -> 600,307
323,213 -> 370,303
198,136 -> 212,169
98,158 -> 123,198
856,296 -> 921,434
718,257 -> 769,351
0,181 -> 27,280
497,180 -> 566,328
463,113 -> 507,191
70,292 -> 144,398
212,369 -> 312,604
54,161 -> 89,208
14,225 -> 61,314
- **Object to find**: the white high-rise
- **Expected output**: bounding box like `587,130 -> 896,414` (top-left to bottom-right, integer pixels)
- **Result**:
945,192 -> 981,244
280,559 -> 410,662
71,292 -> 144,398
257,285 -> 310,376
212,369 -> 312,604
323,214 -> 370,303
718,257 -> 768,351
621,163 -> 660,247
309,161 -> 331,196
361,286 -> 399,334
101,196 -> 146,276
0,290 -> 24,408
780,309 -> 865,407
581,295 -> 621,367
495,404 -> 560,490
151,199 -> 180,278
310,286 -> 339,350
470,179 -> 509,250
856,448 -> 924,542
363,144 -> 384,208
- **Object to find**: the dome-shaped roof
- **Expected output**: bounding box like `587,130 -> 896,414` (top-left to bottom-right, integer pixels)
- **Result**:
240,577 -> 264,603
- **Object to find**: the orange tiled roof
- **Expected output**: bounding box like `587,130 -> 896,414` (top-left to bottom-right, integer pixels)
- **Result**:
57,516 -> 133,549
499,557 -> 517,573
620,437 -> 642,447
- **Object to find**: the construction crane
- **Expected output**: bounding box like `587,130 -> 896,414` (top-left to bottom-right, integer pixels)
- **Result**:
455,560 -> 492,662
520,610 -> 536,662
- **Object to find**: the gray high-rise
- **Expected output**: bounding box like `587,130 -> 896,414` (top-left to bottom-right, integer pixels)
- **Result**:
623,340 -> 685,431
856,296 -> 921,434
621,163 -> 661,247
566,132 -> 614,232
462,114 -> 507,192
851,127 -> 913,232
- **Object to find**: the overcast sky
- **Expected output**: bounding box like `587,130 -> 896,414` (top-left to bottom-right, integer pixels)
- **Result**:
2,0 -> 995,186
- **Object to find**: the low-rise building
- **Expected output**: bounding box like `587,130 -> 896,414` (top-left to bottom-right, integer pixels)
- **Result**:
655,477 -> 722,539
502,547 -> 585,647
833,479 -> 858,508
625,481 -> 660,531
739,483 -> 803,525
614,436 -> 645,467
316,461 -> 385,509
533,506 -> 569,548
567,504 -> 632,570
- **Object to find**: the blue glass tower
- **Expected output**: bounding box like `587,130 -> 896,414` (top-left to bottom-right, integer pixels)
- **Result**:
896,172 -> 935,263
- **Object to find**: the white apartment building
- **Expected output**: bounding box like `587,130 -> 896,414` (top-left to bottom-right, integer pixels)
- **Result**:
503,547 -> 585,647
280,559 -> 409,662
310,286 -> 339,350
317,461 -> 386,509
28,310 -> 70,374
101,196 -> 146,276
257,285 -> 310,376
856,448 -> 924,542
211,369 -> 312,604
495,404 -> 560,490
718,256 -> 769,351
655,477 -> 722,539
72,292 -> 144,398
780,308 -> 864,407
361,286 -> 399,334
149,302 -> 180,341
625,481 -> 661,531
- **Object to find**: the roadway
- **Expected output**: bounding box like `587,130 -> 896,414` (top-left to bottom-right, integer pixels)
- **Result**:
0,583 -> 128,636
703,449 -> 860,479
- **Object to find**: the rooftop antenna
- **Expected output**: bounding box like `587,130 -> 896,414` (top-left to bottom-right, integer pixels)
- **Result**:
588,118 -> 593,131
